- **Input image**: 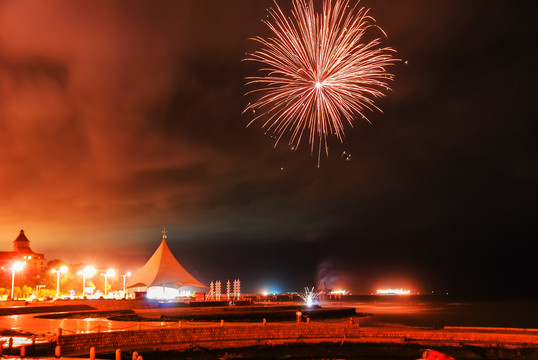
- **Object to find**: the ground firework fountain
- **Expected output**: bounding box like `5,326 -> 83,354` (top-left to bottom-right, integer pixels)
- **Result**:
299,287 -> 320,306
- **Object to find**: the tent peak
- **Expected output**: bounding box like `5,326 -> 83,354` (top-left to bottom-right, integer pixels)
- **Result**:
126,229 -> 205,289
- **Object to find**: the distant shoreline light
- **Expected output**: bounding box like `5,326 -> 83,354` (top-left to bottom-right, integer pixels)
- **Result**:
376,288 -> 411,295
330,289 -> 348,295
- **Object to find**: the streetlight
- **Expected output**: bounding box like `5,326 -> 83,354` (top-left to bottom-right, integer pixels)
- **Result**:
101,269 -> 115,297
121,272 -> 131,296
78,266 -> 96,297
11,261 -> 24,299
51,266 -> 68,298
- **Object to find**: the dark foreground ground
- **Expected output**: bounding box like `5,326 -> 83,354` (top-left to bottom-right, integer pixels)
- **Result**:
94,342 -> 538,360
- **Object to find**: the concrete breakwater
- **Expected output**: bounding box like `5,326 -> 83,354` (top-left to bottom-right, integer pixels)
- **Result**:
15,322 -> 538,358
112,306 -> 358,322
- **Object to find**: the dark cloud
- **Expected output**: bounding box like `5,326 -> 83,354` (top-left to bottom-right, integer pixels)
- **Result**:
0,0 -> 536,295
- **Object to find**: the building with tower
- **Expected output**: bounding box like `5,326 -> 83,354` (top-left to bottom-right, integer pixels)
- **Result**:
0,230 -> 46,276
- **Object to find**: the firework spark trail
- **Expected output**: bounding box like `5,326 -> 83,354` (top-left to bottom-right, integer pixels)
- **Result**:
244,0 -> 398,165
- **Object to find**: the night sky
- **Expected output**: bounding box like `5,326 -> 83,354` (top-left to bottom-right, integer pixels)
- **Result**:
0,1 -> 536,296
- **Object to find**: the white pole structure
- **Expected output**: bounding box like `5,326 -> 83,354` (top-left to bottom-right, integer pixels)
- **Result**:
121,272 -> 131,294
78,266 -> 96,297
35,284 -> 45,299
51,266 -> 68,298
81,273 -> 85,295
101,269 -> 115,297
216,281 -> 221,301
11,262 -> 24,299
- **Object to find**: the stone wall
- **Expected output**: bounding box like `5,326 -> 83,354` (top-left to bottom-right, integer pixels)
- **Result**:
57,323 -> 358,354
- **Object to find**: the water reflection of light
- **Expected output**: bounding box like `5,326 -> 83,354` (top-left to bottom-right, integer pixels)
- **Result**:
9,315 -> 19,330
0,336 -> 47,347
1,312 -> 178,338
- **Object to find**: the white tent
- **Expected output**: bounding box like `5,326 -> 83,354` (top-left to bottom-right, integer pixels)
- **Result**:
127,231 -> 205,290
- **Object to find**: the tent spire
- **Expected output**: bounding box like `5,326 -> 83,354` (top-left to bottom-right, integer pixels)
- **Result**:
162,226 -> 167,240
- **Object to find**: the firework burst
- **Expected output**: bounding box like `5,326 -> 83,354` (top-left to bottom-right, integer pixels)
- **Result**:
244,0 -> 398,165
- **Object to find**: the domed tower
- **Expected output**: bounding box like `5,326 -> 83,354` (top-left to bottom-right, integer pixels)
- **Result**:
14,229 -> 32,253
12,229 -> 46,273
